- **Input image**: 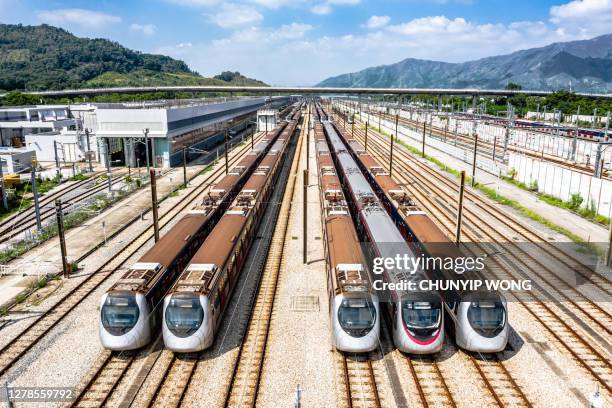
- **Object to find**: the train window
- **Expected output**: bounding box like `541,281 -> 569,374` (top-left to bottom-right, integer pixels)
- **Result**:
402,301 -> 441,333
165,294 -> 204,338
467,301 -> 505,338
337,297 -> 376,338
101,293 -> 140,336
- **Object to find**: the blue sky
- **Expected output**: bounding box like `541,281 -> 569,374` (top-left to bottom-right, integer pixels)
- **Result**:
1,0 -> 611,85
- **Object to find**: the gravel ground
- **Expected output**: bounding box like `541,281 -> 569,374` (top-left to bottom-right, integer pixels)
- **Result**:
255,119 -> 336,408
0,146 -> 251,407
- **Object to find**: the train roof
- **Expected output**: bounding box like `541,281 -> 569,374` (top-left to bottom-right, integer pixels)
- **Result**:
189,213 -> 246,273
110,213 -> 209,293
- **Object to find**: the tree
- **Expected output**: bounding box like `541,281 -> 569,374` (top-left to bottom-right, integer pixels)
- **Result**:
505,83 -> 522,90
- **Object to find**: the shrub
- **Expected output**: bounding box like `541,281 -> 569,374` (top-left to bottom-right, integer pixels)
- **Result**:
568,193 -> 583,210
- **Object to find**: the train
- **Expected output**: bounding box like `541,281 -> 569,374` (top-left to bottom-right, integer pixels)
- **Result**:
330,106 -> 509,353
99,114 -> 292,351
321,114 -> 444,354
162,112 -> 300,352
314,119 -> 380,352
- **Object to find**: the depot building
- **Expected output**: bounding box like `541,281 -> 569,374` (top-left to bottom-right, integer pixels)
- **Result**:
96,96 -> 290,169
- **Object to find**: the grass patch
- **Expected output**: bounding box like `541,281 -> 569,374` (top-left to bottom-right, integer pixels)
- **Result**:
168,191 -> 179,198
501,175 -> 610,226
367,124 -> 602,247
14,293 -> 26,304
0,307 -> 7,317
69,173 -> 89,181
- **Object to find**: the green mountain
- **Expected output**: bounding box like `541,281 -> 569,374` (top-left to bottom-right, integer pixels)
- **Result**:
0,24 -> 266,91
317,34 -> 612,93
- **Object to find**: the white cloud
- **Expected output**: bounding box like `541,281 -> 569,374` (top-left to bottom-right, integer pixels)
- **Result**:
311,0 -> 359,14
208,3 -> 263,28
311,3 -> 332,14
365,15 -> 390,28
250,0 -> 298,8
154,0 -> 612,86
550,0 -> 612,36
550,0 -> 612,22
36,8 -> 121,28
328,0 -> 360,4
130,23 -> 157,35
164,0 -> 220,7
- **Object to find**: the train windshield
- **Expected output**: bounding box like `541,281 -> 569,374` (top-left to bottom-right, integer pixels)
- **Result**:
467,301 -> 506,337
101,293 -> 140,336
165,294 -> 204,338
338,297 -> 376,338
402,301 -> 441,331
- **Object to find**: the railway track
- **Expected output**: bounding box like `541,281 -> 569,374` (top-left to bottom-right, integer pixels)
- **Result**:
70,351 -> 137,407
364,109 -> 610,179
346,119 -> 612,395
349,120 -> 612,338
336,352 -> 382,408
0,171 -> 128,244
403,354 -> 456,408
144,352 -> 198,407
468,353 -> 532,407
223,111 -> 304,408
0,135 -> 265,380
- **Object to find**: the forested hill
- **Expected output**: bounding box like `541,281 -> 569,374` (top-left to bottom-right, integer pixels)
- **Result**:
0,24 -> 266,91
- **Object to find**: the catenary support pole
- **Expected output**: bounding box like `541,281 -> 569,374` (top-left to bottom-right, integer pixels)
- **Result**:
0,158 -> 7,211
365,121 -> 369,152
471,134 -> 478,187
53,140 -> 61,180
389,128 -> 395,177
55,199 -> 69,276
455,171 -> 466,245
143,128 -> 151,176
183,147 -> 187,188
224,129 -> 229,175
31,165 -> 42,231
303,169 -> 308,264
422,122 -> 426,157
150,169 -> 159,242
85,129 -> 93,173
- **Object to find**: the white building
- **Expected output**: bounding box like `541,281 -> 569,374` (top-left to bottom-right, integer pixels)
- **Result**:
0,147 -> 36,174
0,105 -> 75,147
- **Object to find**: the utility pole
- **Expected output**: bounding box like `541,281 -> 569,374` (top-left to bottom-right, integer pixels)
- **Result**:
224,129 -> 229,175
182,147 -> 188,188
143,128 -> 151,176
0,158 -> 7,211
105,138 -> 112,192
306,121 -> 310,171
606,218 -> 612,267
492,136 -> 497,161
303,169 -> 308,264
395,114 -> 399,143
422,122 -> 426,157
251,122 -> 255,150
570,106 -> 581,160
150,169 -> 159,242
85,129 -> 93,173
389,129 -> 395,177
53,140 -> 61,180
31,165 -> 42,231
55,199 -> 69,276
471,134 -> 478,187
455,171 -> 466,245
365,121 -> 369,152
